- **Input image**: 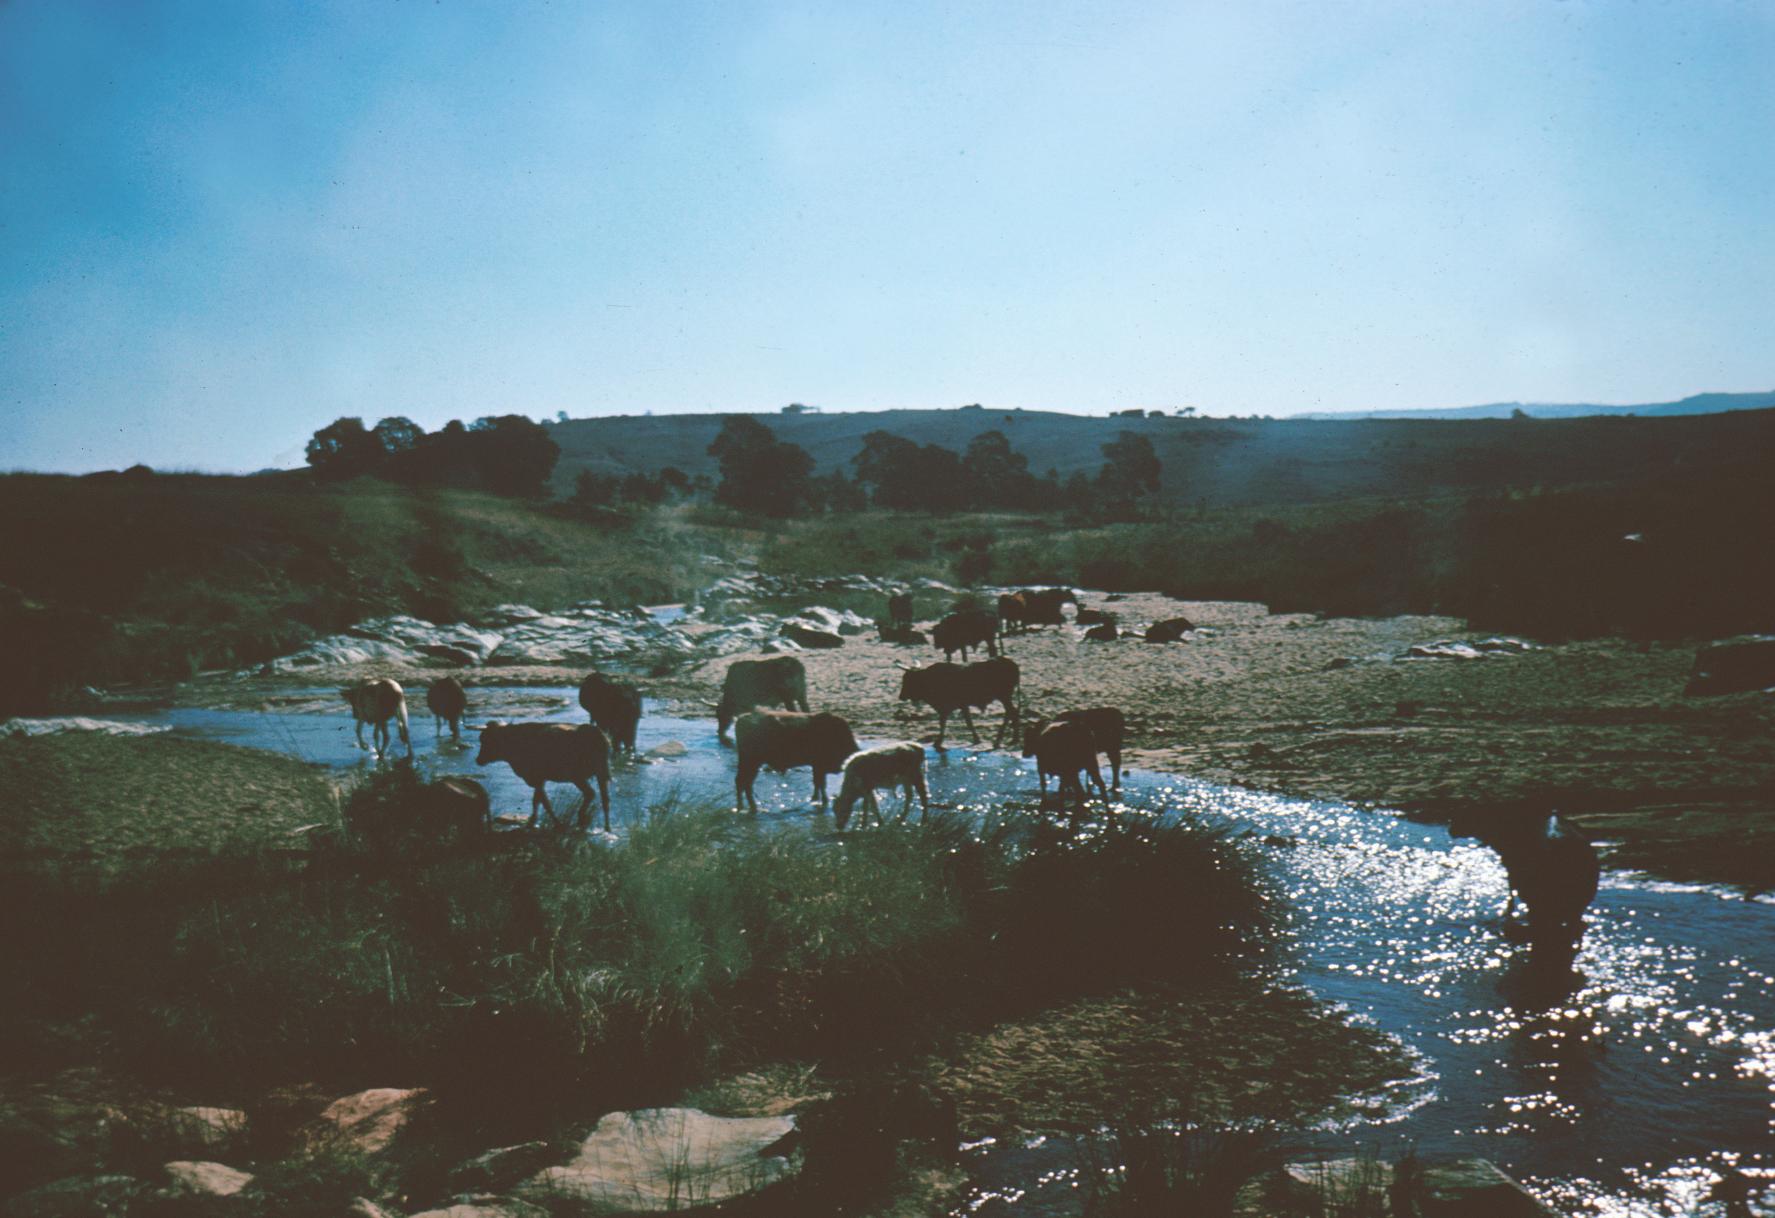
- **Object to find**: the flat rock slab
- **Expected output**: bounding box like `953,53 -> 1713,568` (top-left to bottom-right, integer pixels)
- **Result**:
520,1108 -> 798,1213
408,1198 -> 548,1218
164,1160 -> 253,1198
1416,1158 -> 1557,1217
305,1087 -> 430,1155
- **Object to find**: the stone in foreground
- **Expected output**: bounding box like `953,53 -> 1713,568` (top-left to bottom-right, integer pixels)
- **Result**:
163,1160 -> 253,1198
519,1108 -> 798,1212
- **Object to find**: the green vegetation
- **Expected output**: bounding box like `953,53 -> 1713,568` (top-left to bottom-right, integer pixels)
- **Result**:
0,474 -> 742,711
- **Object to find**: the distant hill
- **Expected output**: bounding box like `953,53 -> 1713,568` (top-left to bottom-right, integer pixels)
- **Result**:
1291,389 -> 1775,421
547,404 -> 1775,509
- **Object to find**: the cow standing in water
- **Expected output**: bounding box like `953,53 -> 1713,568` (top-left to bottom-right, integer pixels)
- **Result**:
715,656 -> 810,742
475,722 -> 612,832
1449,809 -> 1600,963
426,677 -> 468,744
579,671 -> 642,755
344,679 -> 412,760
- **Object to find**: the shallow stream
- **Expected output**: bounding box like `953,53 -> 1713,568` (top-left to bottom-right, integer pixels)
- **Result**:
103,682 -> 1775,1216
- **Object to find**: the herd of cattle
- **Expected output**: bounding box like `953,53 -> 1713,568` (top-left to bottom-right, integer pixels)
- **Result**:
339,589 -> 1128,834
333,585 -> 1633,959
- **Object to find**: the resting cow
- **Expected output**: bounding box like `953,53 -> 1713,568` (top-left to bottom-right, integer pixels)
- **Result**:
475,722 -> 613,832
343,678 -> 412,760
579,671 -> 642,754
733,710 -> 860,814
1026,718 -> 1110,809
833,743 -> 930,830
425,677 -> 468,744
716,656 -> 810,741
1023,706 -> 1125,790
898,657 -> 1020,749
932,609 -> 1000,661
1448,809 -> 1600,960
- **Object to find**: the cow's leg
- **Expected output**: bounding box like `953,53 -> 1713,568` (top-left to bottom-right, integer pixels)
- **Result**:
737,761 -> 761,814
914,772 -> 929,822
1086,757 -> 1109,804
934,710 -> 949,750
372,719 -> 389,759
813,769 -> 829,811
530,784 -> 555,828
961,705 -> 980,745
1109,745 -> 1122,790
451,715 -> 462,745
353,716 -> 368,751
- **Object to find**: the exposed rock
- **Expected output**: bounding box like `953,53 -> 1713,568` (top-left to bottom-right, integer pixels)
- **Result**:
1685,635 -> 1775,696
644,741 -> 687,760
794,606 -> 873,636
5,1173 -> 150,1218
1,718 -> 170,738
303,1088 -> 430,1156
1414,1157 -> 1557,1216
1474,636 -> 1535,653
779,622 -> 844,649
162,1161 -> 253,1198
486,608 -> 692,667
877,625 -> 927,645
1281,1156 -> 1392,1199
346,1200 -> 396,1218
446,1143 -> 556,1195
1143,616 -> 1195,643
1405,640 -> 1485,660
518,1108 -> 799,1212
110,1104 -> 249,1159
407,1198 -> 547,1218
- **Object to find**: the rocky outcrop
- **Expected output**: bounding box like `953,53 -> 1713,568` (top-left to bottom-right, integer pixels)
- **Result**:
446,1143 -> 556,1195
518,1108 -> 799,1212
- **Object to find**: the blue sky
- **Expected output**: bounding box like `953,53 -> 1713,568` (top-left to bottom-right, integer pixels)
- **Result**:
3,0 -> 1771,473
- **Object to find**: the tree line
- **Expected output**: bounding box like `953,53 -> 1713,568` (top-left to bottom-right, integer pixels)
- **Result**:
305,412 -> 1162,519
698,416 -> 1162,520
306,415 -> 559,497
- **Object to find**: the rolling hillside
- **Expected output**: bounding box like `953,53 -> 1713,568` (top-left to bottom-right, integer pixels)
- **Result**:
1292,389 -> 1775,421
547,404 -> 1775,508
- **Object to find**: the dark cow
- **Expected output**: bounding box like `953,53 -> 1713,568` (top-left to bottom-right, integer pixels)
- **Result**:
1025,718 -> 1109,809
887,592 -> 915,631
997,592 -> 1030,634
1083,621 -> 1119,641
733,710 -> 860,814
1144,617 -> 1195,643
716,656 -> 810,741
1448,809 -> 1600,960
343,678 -> 412,760
1685,637 -> 1775,697
932,609 -> 1000,661
898,657 -> 1020,749
579,671 -> 642,754
1021,588 -> 1074,625
833,743 -> 930,830
475,722 -> 613,832
1023,706 -> 1125,790
425,677 -> 468,744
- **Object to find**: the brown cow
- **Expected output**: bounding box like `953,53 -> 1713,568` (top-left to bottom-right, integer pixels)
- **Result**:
887,591 -> 915,631
1026,718 -> 1109,809
343,678 -> 412,760
1020,588 -> 1075,626
733,710 -> 860,814
579,671 -> 642,754
997,592 -> 1030,635
475,722 -> 613,832
425,677 -> 468,744
1023,706 -> 1125,790
898,657 -> 1020,749
716,656 -> 810,741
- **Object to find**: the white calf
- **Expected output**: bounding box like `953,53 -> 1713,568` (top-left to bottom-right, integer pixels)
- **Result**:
833,743 -> 929,830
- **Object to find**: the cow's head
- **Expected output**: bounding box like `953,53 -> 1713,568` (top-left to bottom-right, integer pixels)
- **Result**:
1020,718 -> 1049,757
474,721 -> 507,766
897,666 -> 927,701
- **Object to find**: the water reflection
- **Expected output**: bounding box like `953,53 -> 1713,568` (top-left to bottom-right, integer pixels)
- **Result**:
107,684 -> 1775,1217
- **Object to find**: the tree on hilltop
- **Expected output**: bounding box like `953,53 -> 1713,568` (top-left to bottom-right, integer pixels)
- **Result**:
709,416 -> 814,516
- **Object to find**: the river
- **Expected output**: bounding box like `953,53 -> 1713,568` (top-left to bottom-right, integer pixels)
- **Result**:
100,681 -> 1775,1217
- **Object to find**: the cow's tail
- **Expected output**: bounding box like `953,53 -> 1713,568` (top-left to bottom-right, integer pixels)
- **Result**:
396,700 -> 411,749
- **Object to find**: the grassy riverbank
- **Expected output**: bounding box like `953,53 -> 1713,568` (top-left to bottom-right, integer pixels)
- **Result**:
0,759 -> 1409,1211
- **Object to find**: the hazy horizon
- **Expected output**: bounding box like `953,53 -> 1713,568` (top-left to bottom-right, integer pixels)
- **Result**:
5,1 -> 1772,474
